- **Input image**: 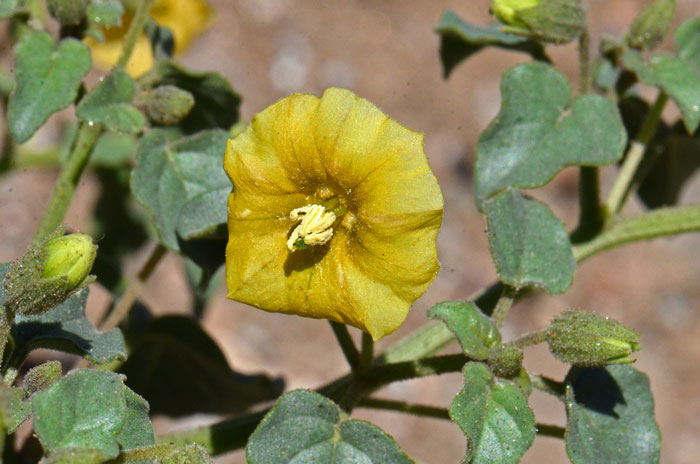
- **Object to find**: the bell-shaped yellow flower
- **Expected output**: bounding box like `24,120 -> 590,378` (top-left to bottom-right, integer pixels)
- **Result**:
86,0 -> 212,76
224,88 -> 444,340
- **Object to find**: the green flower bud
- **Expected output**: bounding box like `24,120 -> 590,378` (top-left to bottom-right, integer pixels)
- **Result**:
3,230 -> 97,317
47,0 -> 90,26
546,310 -> 641,366
41,234 -> 97,289
486,344 -> 523,378
144,85 -> 195,126
491,0 -> 586,44
627,0 -> 676,51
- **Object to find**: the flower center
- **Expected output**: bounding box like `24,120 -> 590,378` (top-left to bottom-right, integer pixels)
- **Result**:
286,204 -> 336,252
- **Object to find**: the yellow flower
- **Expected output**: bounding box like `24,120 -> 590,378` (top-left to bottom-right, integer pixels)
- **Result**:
86,0 -> 212,76
224,88 -> 444,340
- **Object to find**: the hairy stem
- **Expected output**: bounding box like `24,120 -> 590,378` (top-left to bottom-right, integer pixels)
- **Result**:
492,284 -> 517,327
530,374 -> 566,400
116,0 -> 156,69
536,423 -> 566,439
507,328 -> 549,349
358,397 -> 450,420
329,322 -> 360,371
604,92 -> 668,218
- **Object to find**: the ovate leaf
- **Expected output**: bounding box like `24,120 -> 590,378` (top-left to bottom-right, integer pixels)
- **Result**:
427,301 -> 501,360
565,365 -> 660,464
247,390 -> 413,464
436,9 -> 547,78
475,62 -> 627,207
450,362 -> 535,464
130,128 -> 230,251
483,189 -> 575,294
623,50 -> 700,133
76,68 -> 145,134
676,17 -> 700,69
8,32 -> 90,143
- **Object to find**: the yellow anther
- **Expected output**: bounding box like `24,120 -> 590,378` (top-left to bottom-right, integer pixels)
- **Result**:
287,204 -> 336,252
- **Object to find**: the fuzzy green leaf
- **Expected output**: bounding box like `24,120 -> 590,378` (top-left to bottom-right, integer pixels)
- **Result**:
483,189 -> 575,294
23,360 -> 62,397
565,365 -> 660,464
676,17 -> 700,69
130,128 -> 230,251
427,301 -> 501,360
86,0 -> 123,27
450,362 -> 535,464
119,315 -> 283,417
623,50 -> 700,133
475,62 -> 627,207
8,32 -> 90,143
627,0 -> 676,50
247,390 -> 413,464
90,132 -> 137,168
436,9 -> 547,78
38,448 -> 107,464
76,68 -> 145,134
515,0 -> 586,44
32,369 -> 154,458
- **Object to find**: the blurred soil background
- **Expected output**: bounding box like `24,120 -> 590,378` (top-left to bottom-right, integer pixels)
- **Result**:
2,0 -> 700,462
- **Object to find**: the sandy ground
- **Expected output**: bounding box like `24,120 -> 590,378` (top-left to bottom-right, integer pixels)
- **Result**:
2,1 -> 700,463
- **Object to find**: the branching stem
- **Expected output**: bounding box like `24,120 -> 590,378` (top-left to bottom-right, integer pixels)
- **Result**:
329,322 -> 360,371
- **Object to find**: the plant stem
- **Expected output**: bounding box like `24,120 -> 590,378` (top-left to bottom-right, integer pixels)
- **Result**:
507,328 -> 549,349
106,443 -> 179,463
359,332 -> 374,378
536,423 -> 566,439
492,284 -> 517,327
572,167 -> 603,243
339,332 -> 375,412
116,0 -> 156,69
329,322 -> 360,371
358,397 -> 450,421
530,374 -> 566,400
30,122 -> 102,245
100,243 -> 167,331
604,92 -> 668,218
578,27 -> 591,94
573,204 -> 700,263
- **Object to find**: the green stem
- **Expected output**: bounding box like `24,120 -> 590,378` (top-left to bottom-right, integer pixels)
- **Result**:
329,322 -> 360,371
106,444 -> 179,463
604,92 -> 668,218
574,204 -> 700,263
359,332 -> 374,378
572,167 -> 602,243
492,284 -> 517,327
536,423 -> 566,440
507,328 -> 549,349
338,332 -> 374,412
530,374 -> 566,400
358,397 -> 450,420
578,27 -> 591,94
116,0 -> 156,69
30,122 -> 102,245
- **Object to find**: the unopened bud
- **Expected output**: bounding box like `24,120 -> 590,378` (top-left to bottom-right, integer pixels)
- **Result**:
546,310 -> 641,366
41,234 -> 96,290
486,344 -> 523,378
47,0 -> 90,26
491,0 -> 585,44
144,85 -> 195,126
627,0 -> 676,51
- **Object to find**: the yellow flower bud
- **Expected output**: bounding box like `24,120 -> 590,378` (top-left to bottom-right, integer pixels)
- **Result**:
41,234 -> 97,290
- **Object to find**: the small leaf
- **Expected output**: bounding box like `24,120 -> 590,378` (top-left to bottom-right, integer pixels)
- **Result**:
76,68 -> 145,134
483,189 -> 575,294
8,32 -> 90,143
23,360 -> 62,397
565,365 -> 661,464
475,62 -> 627,207
90,132 -> 137,168
623,50 -> 700,133
32,369 -> 154,458
130,128 -> 230,251
86,0 -> 123,28
427,301 -> 501,360
140,60 -> 241,133
627,0 -> 676,50
676,17 -> 700,69
119,315 -> 283,417
450,362 -> 535,464
39,448 -> 107,464
247,390 -> 413,464
0,383 -> 29,433
0,0 -> 22,19
435,9 -> 547,78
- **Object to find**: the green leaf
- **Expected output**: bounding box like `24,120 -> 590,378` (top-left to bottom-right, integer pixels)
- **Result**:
450,362 -> 535,464
676,17 -> 700,69
565,365 -> 660,464
32,369 -> 154,459
0,384 -> 30,433
475,62 -> 627,207
427,301 -> 501,360
86,0 -> 123,27
514,0 -> 586,44
90,132 -> 137,168
76,68 -> 145,134
130,128 -> 230,251
140,60 -> 241,133
627,0 -> 676,50
483,189 -> 575,294
623,50 -> 700,133
8,32 -> 90,143
161,444 -> 212,464
0,0 -> 23,19
247,390 -> 413,464
39,448 -> 108,464
23,360 -> 62,397
435,9 -> 547,78
11,287 -> 127,364
119,315 -> 283,417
